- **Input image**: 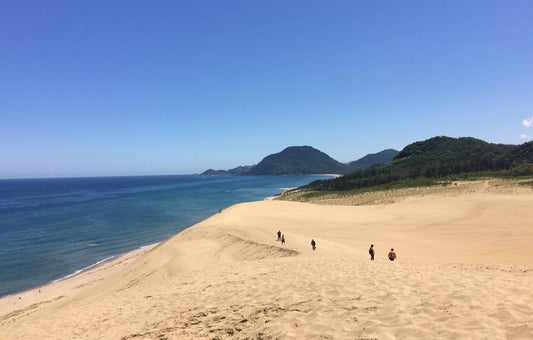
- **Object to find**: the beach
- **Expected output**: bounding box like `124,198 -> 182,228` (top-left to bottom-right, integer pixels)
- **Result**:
1,180 -> 533,339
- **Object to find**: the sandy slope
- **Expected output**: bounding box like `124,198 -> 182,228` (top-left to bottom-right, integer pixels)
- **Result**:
1,185 -> 533,339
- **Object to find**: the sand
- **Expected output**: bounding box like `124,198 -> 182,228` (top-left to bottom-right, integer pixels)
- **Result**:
1,181 -> 533,339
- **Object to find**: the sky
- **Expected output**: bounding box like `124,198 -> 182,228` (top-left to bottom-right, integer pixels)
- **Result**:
1,1 -> 532,178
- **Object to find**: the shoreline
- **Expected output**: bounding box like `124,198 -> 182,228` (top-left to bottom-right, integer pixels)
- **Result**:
2,180 -> 533,338
0,175 -> 325,304
265,187 -> 298,200
265,174 -> 339,200
0,243 -> 158,316
50,255 -> 118,284
0,187 -> 289,313
0,255 -> 118,300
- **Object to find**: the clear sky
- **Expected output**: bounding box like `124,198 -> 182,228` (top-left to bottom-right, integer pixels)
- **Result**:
1,1 -> 532,178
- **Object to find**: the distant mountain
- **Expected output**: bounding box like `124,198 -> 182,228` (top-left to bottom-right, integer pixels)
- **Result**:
202,165 -> 253,176
306,136 -> 533,191
201,169 -> 229,176
246,146 -> 347,175
346,149 -> 399,173
200,146 -> 399,176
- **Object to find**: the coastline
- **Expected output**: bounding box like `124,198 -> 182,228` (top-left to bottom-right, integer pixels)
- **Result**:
0,243 -> 158,317
0,184 -> 293,314
0,175 -> 325,301
2,181 -> 533,339
266,173 -> 339,200
266,187 -> 298,200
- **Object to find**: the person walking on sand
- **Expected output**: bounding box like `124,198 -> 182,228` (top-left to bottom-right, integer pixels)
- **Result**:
311,239 -> 316,250
281,234 -> 285,245
369,244 -> 375,260
277,230 -> 281,241
388,248 -> 397,261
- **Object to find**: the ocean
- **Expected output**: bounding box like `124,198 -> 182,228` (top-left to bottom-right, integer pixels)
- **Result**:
0,175 -> 329,298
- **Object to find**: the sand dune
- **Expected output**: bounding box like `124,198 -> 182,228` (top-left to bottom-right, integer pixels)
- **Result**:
1,183 -> 533,339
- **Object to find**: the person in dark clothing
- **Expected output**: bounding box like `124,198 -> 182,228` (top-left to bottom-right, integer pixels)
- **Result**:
369,244 -> 375,260
281,234 -> 285,245
311,239 -> 316,250
277,230 -> 281,241
388,248 -> 397,261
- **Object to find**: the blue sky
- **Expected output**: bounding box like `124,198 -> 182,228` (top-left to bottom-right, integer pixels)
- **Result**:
1,1 -> 532,178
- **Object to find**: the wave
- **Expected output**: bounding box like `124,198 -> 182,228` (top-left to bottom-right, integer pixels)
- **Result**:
51,255 -> 118,284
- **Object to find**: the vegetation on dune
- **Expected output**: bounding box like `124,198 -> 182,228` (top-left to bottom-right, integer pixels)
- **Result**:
278,178 -> 533,206
304,137 -> 533,192
281,178 -> 448,201
519,180 -> 533,187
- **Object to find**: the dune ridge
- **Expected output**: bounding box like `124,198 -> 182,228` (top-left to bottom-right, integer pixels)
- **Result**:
1,181 -> 533,339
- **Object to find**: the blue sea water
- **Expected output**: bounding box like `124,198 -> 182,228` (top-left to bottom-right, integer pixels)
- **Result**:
0,175 -> 329,298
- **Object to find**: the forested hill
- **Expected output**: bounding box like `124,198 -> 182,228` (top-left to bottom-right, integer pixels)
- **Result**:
346,149 -> 399,173
200,147 -> 398,176
306,136 -> 533,191
201,166 -> 252,176
246,146 -> 346,175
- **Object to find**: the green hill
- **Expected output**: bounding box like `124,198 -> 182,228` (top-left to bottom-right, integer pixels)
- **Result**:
346,149 -> 398,173
201,147 -> 398,176
306,136 -> 533,191
201,165 -> 253,176
246,146 -> 347,175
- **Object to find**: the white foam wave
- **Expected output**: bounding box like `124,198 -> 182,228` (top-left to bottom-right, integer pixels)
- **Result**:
51,255 -> 117,283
